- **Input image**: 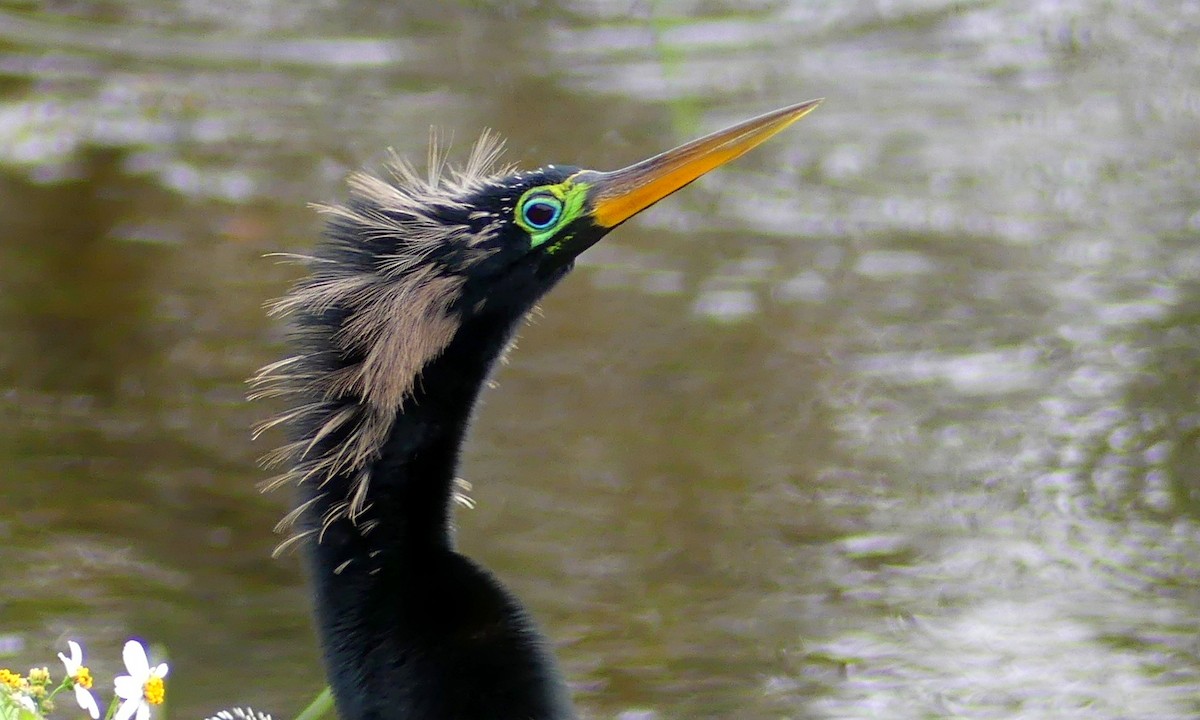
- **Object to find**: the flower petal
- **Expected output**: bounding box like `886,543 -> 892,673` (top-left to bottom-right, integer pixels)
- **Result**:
122,641 -> 150,679
114,698 -> 140,720
151,664 -> 168,679
75,685 -> 100,720
68,641 -> 83,666
114,675 -> 141,700
58,651 -> 76,674
136,702 -> 150,720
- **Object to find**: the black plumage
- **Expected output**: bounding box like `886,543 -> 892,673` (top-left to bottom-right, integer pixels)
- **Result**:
247,100 -> 820,720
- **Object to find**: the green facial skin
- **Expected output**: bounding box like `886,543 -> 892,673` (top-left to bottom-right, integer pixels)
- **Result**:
514,177 -> 591,251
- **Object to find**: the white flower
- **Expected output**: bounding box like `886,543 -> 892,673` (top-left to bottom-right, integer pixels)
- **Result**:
57,641 -> 100,720
113,641 -> 168,720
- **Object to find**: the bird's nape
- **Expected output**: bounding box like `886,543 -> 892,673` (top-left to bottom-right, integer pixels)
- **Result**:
243,99 -> 821,720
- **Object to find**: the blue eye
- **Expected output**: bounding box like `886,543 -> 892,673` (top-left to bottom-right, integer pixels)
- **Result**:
521,195 -> 563,230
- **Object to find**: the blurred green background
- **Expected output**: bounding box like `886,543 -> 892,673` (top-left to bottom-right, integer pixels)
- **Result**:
1,1 -> 1198,718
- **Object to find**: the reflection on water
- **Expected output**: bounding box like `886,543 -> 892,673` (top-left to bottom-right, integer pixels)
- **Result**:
1,2 -> 1198,718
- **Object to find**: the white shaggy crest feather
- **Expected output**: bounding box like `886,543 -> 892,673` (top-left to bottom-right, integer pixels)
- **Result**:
251,132 -> 513,553
206,708 -> 273,720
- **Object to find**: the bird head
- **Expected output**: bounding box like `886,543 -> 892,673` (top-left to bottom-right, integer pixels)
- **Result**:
309,100 -> 820,343
256,100 -> 821,534
270,99 -> 821,414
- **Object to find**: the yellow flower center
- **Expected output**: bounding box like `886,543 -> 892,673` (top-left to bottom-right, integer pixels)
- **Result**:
73,667 -> 93,690
27,668 -> 50,685
0,669 -> 21,689
143,677 -> 165,706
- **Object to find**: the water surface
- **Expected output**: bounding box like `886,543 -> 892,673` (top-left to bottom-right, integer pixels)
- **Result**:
1,2 -> 1198,718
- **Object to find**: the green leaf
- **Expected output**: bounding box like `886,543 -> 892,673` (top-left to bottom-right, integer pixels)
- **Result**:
0,697 -> 44,720
291,687 -> 332,720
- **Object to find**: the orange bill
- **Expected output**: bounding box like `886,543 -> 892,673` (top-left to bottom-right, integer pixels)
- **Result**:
585,99 -> 822,228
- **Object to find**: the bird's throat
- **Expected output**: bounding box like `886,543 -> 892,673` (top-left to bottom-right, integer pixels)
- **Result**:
300,310 -> 575,720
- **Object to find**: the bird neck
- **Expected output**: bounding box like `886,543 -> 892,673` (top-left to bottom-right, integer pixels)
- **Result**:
300,311 -> 575,720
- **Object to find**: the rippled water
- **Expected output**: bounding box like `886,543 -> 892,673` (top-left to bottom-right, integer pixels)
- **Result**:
1,2 -> 1198,718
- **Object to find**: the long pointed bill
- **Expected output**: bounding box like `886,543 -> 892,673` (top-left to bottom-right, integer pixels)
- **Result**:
583,99 -> 822,229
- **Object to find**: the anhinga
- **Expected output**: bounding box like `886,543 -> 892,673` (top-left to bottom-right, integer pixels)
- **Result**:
245,100 -> 820,720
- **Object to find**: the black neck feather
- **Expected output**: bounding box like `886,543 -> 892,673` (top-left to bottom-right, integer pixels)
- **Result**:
299,311 -> 574,720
